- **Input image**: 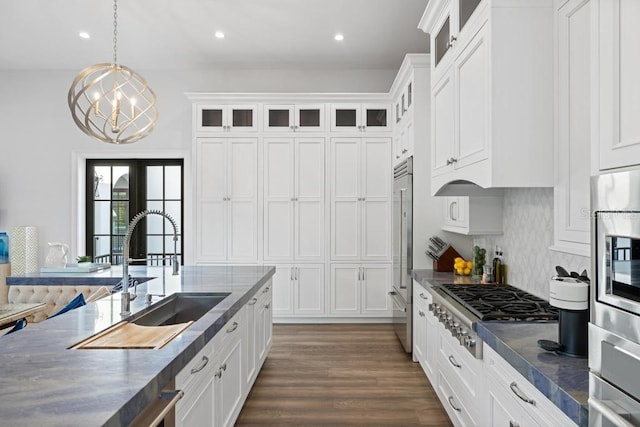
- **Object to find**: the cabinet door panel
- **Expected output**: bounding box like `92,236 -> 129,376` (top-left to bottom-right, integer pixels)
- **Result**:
455,25 -> 489,168
265,139 -> 294,198
361,265 -> 390,315
556,0 -> 591,252
432,73 -> 454,175
332,200 -> 359,259
330,265 -> 360,315
265,201 -> 293,259
362,200 -> 390,259
598,0 -> 640,169
175,375 -> 214,427
272,265 -> 293,315
230,139 -> 257,199
296,200 -> 323,259
219,338 -> 243,427
295,265 -> 324,315
199,139 -> 227,200
229,200 -> 257,260
332,139 -> 360,198
362,138 -> 390,198
296,139 -> 324,198
200,202 -> 226,259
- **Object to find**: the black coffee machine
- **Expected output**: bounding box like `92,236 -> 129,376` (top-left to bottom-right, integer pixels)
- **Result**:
538,275 -> 589,358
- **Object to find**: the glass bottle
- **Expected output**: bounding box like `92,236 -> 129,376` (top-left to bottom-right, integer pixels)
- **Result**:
0,232 -> 8,264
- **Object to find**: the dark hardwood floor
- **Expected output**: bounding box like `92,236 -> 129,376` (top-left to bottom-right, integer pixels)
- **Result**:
236,324 -> 452,426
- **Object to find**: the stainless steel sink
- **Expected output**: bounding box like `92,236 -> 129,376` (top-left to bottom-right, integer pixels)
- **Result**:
131,292 -> 231,326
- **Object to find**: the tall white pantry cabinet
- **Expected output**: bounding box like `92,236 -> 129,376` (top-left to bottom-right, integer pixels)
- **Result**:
188,89 -> 402,322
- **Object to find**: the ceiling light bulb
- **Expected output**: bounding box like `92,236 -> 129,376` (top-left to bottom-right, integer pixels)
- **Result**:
215,31 -> 225,39
79,32 -> 91,39
334,34 -> 344,41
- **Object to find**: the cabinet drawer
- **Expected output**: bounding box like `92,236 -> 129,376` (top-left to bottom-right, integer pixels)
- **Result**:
218,306 -> 246,351
484,345 -> 575,426
437,369 -> 477,427
175,334 -> 218,396
438,324 -> 480,399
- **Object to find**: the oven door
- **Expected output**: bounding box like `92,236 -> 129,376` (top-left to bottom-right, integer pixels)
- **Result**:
595,211 -> 640,318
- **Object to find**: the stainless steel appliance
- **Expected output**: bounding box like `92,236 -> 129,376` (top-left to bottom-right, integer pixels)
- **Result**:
589,170 -> 640,426
429,283 -> 558,358
390,157 -> 413,352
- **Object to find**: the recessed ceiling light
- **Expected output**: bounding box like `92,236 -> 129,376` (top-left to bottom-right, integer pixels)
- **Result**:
334,33 -> 344,41
79,31 -> 91,39
215,31 -> 225,39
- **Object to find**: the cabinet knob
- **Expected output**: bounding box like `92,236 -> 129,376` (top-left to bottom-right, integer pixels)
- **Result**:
448,35 -> 457,48
446,157 -> 458,165
402,149 -> 408,153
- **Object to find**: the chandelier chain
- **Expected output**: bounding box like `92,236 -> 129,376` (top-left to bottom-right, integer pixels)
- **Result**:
113,0 -> 118,65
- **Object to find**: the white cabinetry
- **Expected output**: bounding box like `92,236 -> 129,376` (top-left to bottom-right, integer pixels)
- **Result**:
195,137 -> 258,263
594,0 -> 640,170
197,104 -> 258,132
484,345 -> 576,426
420,0 -> 554,195
412,281 -> 437,382
271,264 -> 325,317
263,104 -> 325,132
436,321 -> 482,426
553,0 -> 591,256
330,103 -> 392,133
442,195 -> 503,235
176,282 -> 273,427
330,137 -> 391,261
329,264 -> 391,317
264,137 -> 324,261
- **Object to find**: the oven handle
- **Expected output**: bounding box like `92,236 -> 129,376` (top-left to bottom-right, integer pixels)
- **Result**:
589,397 -> 635,427
388,291 -> 406,312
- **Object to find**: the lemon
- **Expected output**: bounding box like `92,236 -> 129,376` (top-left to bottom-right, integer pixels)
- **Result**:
463,268 -> 471,275
466,261 -> 473,269
454,257 -> 463,263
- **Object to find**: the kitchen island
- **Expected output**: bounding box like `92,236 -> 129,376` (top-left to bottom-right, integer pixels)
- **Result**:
1,265 -> 275,426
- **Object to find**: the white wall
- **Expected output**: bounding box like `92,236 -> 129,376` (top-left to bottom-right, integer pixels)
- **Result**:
0,68 -> 396,263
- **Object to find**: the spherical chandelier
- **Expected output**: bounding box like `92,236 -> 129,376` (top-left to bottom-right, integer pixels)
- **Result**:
68,0 -> 158,144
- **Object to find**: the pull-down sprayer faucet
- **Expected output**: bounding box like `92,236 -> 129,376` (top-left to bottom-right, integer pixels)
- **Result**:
121,209 -> 179,316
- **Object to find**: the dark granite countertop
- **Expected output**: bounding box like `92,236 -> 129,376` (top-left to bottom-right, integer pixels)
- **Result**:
0,265 -> 275,427
413,269 -> 589,427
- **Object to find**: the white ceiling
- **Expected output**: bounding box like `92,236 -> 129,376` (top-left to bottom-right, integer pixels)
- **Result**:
0,0 -> 430,71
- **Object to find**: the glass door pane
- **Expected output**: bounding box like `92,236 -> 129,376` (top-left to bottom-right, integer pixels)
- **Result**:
232,109 -> 254,127
366,109 -> 387,127
202,109 -> 223,127
298,109 -> 320,127
335,109 -> 357,127
268,109 -> 290,127
459,0 -> 482,32
435,16 -> 451,66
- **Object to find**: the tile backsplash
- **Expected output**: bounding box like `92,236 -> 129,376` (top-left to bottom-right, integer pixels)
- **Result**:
481,188 -> 590,299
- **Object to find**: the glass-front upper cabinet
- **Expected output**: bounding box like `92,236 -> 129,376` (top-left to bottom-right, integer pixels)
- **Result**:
431,0 -> 485,71
197,104 -> 257,132
458,0 -> 482,33
330,103 -> 391,132
264,104 -> 325,132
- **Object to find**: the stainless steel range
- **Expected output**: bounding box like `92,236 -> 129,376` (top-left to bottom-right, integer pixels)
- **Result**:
429,283 -> 559,358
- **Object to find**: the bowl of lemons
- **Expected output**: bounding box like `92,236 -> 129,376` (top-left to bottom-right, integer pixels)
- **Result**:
454,257 -> 473,276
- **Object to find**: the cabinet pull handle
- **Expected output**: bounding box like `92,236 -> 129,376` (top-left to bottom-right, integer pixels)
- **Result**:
190,356 -> 209,374
226,321 -> 239,333
214,368 -> 223,379
450,201 -> 457,221
265,303 -> 271,309
402,149 -> 407,153
419,292 -> 428,300
509,422 -> 520,427
589,397 -> 635,427
418,310 -> 425,317
148,389 -> 184,427
290,267 -> 294,281
447,396 -> 461,412
358,267 -> 362,281
248,298 -> 258,306
221,363 -> 227,372
510,382 -> 535,405
448,355 -> 462,369
263,286 -> 270,293
295,267 -> 298,280
448,35 -> 457,48
362,268 -> 365,281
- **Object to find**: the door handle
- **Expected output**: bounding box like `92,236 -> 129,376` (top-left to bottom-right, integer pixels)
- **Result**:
589,398 -> 635,427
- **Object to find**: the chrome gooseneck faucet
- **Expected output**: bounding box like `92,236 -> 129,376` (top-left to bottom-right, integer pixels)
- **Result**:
121,209 -> 179,316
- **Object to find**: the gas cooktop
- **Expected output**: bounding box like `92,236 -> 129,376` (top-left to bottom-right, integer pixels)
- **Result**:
438,283 -> 559,322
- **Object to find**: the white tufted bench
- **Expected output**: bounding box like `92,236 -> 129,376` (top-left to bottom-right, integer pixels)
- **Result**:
6,285 -> 112,323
